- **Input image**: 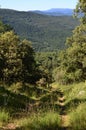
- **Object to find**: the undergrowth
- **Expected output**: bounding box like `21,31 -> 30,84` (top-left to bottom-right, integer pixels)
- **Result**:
0,109 -> 9,126
16,111 -> 61,130
69,103 -> 86,130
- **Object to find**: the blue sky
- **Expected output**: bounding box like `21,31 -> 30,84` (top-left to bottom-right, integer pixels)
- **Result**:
0,0 -> 78,11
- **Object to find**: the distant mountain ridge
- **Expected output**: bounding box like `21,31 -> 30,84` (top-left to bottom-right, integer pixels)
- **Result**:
0,8 -> 78,52
32,8 -> 74,16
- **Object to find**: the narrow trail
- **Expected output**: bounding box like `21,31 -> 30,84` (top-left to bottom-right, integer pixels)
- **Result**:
58,90 -> 70,130
1,123 -> 19,130
1,87 -> 70,130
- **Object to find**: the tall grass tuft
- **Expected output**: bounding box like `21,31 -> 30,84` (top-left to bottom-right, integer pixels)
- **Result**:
70,103 -> 86,130
0,109 -> 9,123
17,111 -> 61,130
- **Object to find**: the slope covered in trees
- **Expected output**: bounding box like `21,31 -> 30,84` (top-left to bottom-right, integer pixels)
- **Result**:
0,0 -> 86,129
0,9 -> 79,51
56,0 -> 86,84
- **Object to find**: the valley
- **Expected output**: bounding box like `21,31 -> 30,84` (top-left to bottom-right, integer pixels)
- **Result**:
0,9 -> 79,51
0,1 -> 86,129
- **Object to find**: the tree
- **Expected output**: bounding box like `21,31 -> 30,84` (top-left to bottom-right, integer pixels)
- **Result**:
0,30 -> 37,84
0,31 -> 21,83
0,21 -> 12,34
58,0 -> 86,84
17,39 -> 36,83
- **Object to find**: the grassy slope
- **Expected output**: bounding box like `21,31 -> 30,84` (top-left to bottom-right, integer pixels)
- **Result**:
0,82 -> 86,129
52,82 -> 86,129
52,82 -> 86,110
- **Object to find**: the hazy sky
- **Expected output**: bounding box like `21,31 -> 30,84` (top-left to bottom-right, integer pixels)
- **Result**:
0,0 -> 78,11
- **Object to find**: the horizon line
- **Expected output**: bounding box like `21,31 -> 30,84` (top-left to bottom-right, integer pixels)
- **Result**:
0,7 -> 75,12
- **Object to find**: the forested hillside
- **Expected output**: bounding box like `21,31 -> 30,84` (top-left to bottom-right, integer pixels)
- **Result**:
0,9 -> 79,51
0,0 -> 86,129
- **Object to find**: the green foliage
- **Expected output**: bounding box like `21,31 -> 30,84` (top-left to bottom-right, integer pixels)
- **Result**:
55,81 -> 86,113
65,82 -> 86,102
0,109 -> 9,123
58,0 -> 86,84
0,31 -> 21,83
17,111 -> 61,130
0,30 -> 37,84
17,39 -> 37,83
0,80 -> 59,114
0,9 -> 78,51
70,103 -> 86,130
35,52 -> 59,83
0,20 -> 12,34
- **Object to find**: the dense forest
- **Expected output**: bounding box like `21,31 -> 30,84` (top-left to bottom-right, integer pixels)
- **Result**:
0,0 -> 86,129
0,9 -> 79,51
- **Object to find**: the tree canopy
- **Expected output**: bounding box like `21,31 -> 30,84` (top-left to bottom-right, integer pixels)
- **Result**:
58,0 -> 86,84
0,22 -> 38,84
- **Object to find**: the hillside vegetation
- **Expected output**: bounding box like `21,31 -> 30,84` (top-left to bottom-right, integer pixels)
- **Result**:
0,0 -> 86,129
0,9 -> 79,51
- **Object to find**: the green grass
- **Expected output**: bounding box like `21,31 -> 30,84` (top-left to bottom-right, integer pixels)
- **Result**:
0,109 -> 9,126
53,82 -> 86,111
16,111 -> 61,130
52,82 -> 86,129
69,103 -> 86,130
0,82 -> 86,129
65,82 -> 86,101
